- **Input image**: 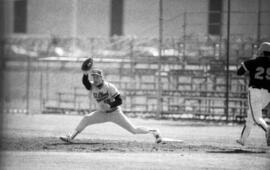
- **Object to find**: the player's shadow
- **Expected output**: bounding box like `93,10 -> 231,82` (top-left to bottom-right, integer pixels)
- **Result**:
47,137 -> 115,146
48,141 -> 103,146
206,148 -> 266,154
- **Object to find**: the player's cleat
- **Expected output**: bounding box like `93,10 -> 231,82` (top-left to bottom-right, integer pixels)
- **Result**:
59,135 -> 73,143
266,127 -> 270,146
150,129 -> 163,144
236,139 -> 245,146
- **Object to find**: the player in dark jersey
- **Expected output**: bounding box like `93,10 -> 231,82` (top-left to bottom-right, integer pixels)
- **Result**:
236,42 -> 270,146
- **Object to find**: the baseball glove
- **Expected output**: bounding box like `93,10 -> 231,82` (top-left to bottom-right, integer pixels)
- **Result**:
81,57 -> 93,71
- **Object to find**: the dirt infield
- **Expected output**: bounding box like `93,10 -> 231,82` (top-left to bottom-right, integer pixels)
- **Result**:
1,136 -> 269,154
1,114 -> 270,170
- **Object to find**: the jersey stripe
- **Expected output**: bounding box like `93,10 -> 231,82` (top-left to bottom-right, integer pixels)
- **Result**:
241,62 -> 249,72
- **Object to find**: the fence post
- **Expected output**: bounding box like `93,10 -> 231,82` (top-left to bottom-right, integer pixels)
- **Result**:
0,0 -> 5,139
256,0 -> 261,42
26,56 -> 30,114
157,0 -> 163,118
225,0 -> 231,122
39,61 -> 43,113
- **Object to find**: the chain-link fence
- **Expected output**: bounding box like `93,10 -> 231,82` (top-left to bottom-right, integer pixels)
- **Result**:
3,35 -> 259,122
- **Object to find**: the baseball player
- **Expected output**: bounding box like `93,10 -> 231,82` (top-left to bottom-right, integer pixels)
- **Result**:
236,42 -> 270,146
60,68 -> 163,144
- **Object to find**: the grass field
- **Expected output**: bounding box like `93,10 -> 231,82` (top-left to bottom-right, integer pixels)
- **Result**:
0,113 -> 270,170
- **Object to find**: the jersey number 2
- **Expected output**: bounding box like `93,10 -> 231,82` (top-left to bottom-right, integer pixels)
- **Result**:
255,67 -> 270,80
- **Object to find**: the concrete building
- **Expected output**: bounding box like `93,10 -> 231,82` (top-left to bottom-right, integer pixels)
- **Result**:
2,0 -> 270,40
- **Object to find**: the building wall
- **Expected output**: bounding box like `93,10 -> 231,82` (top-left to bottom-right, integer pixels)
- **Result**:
124,0 -> 158,38
3,0 -> 14,34
3,0 -> 270,40
27,0 -> 110,37
223,0 -> 270,40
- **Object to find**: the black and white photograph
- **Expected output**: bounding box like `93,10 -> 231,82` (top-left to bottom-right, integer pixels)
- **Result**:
0,0 -> 270,169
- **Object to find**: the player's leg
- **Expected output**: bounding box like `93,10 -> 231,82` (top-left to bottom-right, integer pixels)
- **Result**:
263,91 -> 270,146
60,110 -> 106,142
110,109 -> 150,134
237,112 -> 253,146
237,89 -> 255,146
249,89 -> 269,132
238,89 -> 270,146
109,109 -> 162,143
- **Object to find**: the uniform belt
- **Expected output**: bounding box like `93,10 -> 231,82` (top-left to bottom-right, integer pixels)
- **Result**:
249,86 -> 270,93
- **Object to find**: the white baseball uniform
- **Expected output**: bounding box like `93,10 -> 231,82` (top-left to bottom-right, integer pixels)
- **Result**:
75,75 -> 153,135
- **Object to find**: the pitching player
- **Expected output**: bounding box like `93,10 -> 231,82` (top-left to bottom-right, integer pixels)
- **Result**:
60,68 -> 163,144
236,42 -> 270,146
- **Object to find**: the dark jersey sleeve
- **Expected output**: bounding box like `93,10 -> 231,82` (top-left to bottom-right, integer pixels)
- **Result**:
237,65 -> 246,76
106,94 -> 122,108
243,59 -> 255,72
82,74 -> 92,90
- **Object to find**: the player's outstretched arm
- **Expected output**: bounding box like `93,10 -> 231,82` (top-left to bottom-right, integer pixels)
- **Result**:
82,74 -> 92,90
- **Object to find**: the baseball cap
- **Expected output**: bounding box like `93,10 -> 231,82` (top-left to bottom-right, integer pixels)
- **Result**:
258,42 -> 270,55
91,69 -> 103,77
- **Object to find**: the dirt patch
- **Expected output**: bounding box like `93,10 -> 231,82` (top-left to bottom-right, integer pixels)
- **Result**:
1,136 -> 269,154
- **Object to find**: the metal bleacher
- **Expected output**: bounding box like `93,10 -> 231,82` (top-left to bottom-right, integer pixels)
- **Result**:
29,36 -> 257,122
40,57 -> 251,121
4,35 -> 270,122
42,87 -> 90,115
